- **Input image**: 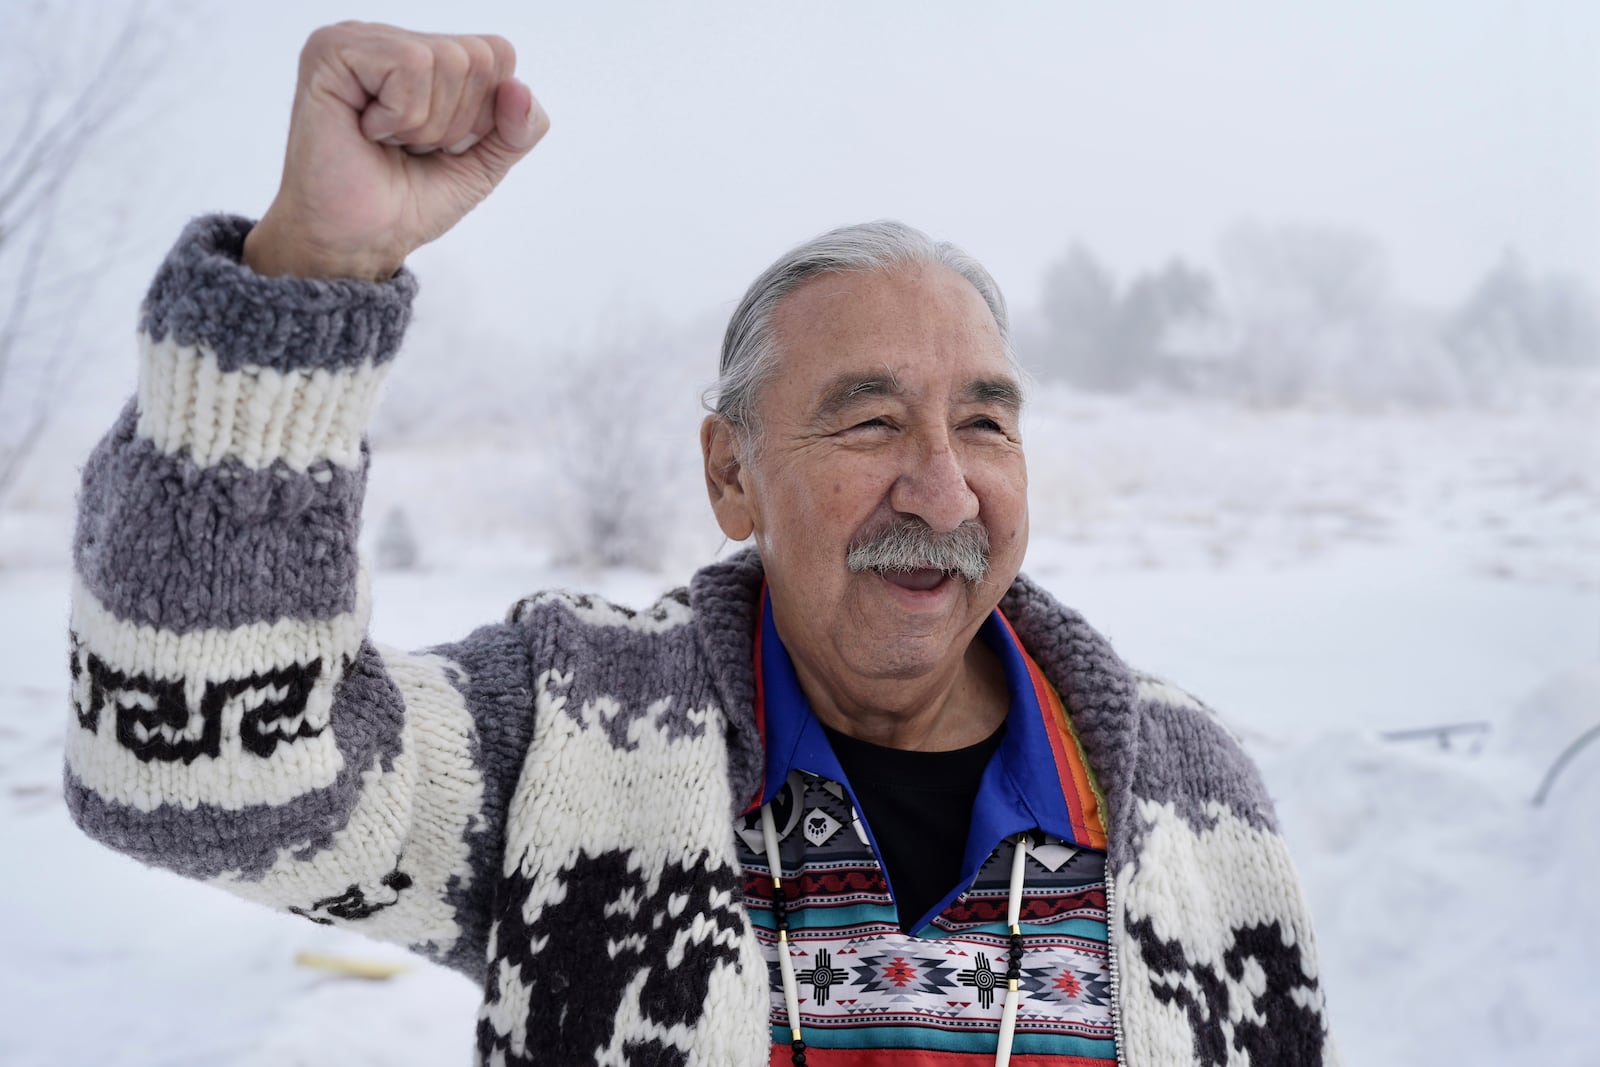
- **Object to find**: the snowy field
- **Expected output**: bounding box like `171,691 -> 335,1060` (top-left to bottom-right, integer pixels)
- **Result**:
2,390 -> 1597,1066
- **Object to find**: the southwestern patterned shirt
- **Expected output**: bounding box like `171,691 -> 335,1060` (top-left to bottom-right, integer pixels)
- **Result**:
737,592 -> 1119,1065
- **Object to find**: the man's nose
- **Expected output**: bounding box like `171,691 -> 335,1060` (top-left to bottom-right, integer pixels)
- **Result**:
887,433 -> 980,533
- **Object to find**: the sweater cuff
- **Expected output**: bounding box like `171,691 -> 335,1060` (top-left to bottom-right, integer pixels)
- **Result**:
134,215 -> 416,471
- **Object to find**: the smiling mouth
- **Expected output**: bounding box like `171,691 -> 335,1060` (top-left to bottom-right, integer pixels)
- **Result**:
876,567 -> 951,592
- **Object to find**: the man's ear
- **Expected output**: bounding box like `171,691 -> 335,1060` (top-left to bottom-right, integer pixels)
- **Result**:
700,415 -> 756,541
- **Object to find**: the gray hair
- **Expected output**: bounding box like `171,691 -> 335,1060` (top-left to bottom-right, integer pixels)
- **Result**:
847,516 -> 991,584
708,220 -> 1017,447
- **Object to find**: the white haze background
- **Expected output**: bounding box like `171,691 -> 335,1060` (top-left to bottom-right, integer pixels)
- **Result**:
0,2 -> 1596,1065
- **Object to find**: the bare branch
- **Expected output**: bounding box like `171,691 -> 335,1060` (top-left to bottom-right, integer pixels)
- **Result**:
0,91 -> 49,201
0,4 -> 149,219
0,175 -> 64,399
0,0 -> 170,509
0,398 -> 51,501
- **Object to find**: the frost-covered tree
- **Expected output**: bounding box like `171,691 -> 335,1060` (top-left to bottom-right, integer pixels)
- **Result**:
540,322 -> 709,571
1032,245 -> 1216,393
375,506 -> 420,571
1034,245 -> 1121,389
0,1 -> 170,500
1211,223 -> 1462,408
1120,260 -> 1216,390
1445,253 -> 1600,372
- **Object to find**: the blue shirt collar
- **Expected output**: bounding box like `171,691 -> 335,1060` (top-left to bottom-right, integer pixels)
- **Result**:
752,589 -> 1102,930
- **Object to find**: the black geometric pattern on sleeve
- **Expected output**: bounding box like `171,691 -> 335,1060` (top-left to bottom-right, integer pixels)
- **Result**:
101,660 -> 215,764
204,659 -> 324,757
477,848 -> 746,1067
290,868 -> 413,925
69,635 -> 98,732
1129,917 -> 1327,1067
69,630 -> 324,765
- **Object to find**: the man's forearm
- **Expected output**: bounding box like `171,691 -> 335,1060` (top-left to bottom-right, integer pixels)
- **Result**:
68,213 -> 414,838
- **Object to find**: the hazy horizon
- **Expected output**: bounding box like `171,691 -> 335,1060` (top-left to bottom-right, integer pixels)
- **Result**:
23,0 -> 1596,350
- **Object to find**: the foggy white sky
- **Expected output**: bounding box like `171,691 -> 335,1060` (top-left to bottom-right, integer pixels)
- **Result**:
45,1 -> 1600,351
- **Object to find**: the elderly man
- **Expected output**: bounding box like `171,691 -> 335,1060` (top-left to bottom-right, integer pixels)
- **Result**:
66,22 -> 1335,1067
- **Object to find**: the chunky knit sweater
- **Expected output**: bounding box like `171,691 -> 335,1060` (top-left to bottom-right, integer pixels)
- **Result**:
67,215 -> 1338,1066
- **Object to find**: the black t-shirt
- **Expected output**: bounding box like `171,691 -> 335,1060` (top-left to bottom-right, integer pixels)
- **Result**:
821,721 -> 1007,932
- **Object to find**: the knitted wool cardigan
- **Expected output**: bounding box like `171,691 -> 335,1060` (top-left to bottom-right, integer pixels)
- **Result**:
66,216 -> 1338,1067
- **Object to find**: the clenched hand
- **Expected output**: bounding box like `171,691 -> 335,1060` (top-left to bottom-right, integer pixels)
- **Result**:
243,21 -> 550,281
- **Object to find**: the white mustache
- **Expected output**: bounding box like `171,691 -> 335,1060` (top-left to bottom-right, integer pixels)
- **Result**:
846,518 -> 990,583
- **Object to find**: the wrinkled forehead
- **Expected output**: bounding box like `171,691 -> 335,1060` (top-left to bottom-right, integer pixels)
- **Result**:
767,264 -> 1018,398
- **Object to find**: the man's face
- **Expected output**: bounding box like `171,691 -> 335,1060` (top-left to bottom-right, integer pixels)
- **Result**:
704,263 -> 1028,691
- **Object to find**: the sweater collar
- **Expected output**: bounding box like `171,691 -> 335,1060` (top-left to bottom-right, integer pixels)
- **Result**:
688,548 -> 1142,863
751,585 -> 1107,853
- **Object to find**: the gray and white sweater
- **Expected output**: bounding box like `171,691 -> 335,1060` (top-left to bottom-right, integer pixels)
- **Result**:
67,215 -> 1338,1066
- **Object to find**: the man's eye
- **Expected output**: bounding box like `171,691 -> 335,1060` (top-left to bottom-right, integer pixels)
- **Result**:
969,417 -> 1004,432
851,418 -> 890,431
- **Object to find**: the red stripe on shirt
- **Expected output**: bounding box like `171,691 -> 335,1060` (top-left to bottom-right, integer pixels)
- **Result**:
996,612 -> 1108,851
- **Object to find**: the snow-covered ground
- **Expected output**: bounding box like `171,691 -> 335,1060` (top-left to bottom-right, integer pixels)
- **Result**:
2,393 -> 1596,1066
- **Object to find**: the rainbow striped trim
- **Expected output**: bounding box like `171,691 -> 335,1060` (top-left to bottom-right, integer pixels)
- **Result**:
996,613 -> 1109,852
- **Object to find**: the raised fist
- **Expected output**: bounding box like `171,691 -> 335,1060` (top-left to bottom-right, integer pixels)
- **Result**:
243,22 -> 550,281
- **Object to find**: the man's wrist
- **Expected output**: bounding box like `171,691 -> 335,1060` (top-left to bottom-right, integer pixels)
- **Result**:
242,215 -> 403,283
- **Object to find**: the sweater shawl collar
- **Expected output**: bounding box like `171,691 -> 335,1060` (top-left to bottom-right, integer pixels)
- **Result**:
686,548 -> 1143,855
